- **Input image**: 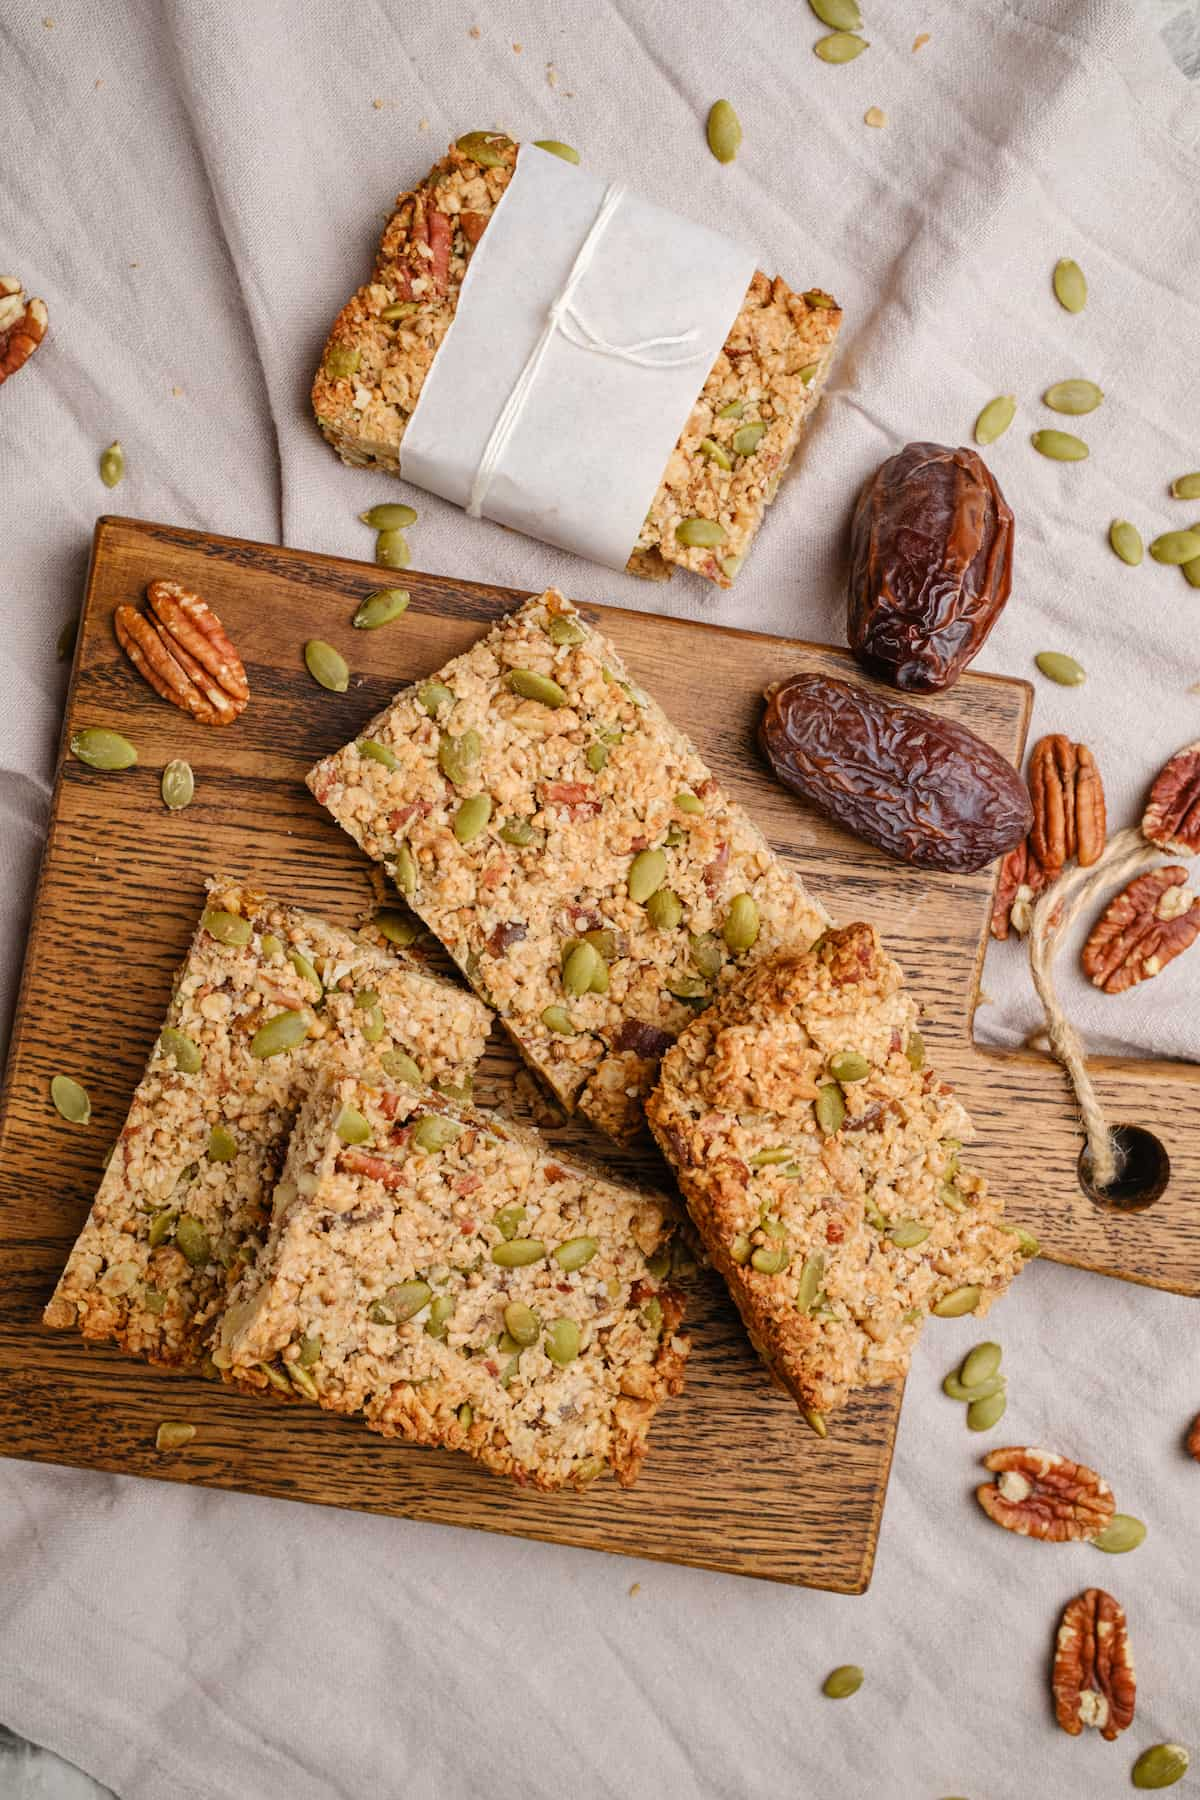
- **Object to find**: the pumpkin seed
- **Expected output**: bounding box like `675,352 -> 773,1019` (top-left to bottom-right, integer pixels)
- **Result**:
967,1388 -> 1008,1431
99,441 -> 124,487
50,1074 -> 90,1124
533,138 -> 580,163
722,893 -> 759,952
559,941 -> 597,998
380,301 -> 418,321
555,1236 -> 598,1272
147,1209 -> 176,1248
585,741 -> 609,773
1150,529 -> 1200,565
155,1422 -> 195,1451
815,1083 -> 846,1135
379,1049 -> 423,1086
750,1146 -> 793,1168
56,615 -> 79,662
506,668 -> 567,707
375,528 -> 411,569
795,1253 -> 825,1313
304,639 -> 349,692
355,739 -> 398,775
359,504 -> 417,531
675,517 -> 726,547
499,817 -> 539,848
1183,549 -> 1200,590
905,1032 -> 926,1071
203,908 -> 253,948
732,421 -> 767,456
411,1114 -> 461,1153
729,1234 -> 752,1265
438,728 -> 482,785
175,1215 -> 210,1266
288,1365 -> 319,1401
545,613 -> 585,645
751,1242 -> 789,1274
1043,378 -> 1103,415
822,1665 -> 863,1699
425,1295 -> 455,1339
814,30 -> 869,61
457,1401 -> 473,1429
1171,472 -> 1200,501
1092,1512 -> 1147,1554
258,1361 -> 292,1394
829,1051 -> 869,1084
809,0 -> 862,27
454,792 -> 493,843
249,1010 -> 309,1059
804,1406 -> 828,1438
353,587 -> 410,630
1002,1224 -> 1040,1256
705,98 -> 742,164
671,791 -> 702,817
393,841 -> 417,899
504,1302 -> 540,1348
1132,1745 -> 1189,1789
1036,650 -> 1086,686
419,679 -> 454,716
456,129 -> 512,168
717,400 -> 744,420
974,394 -> 1016,446
641,1297 -> 663,1335
288,948 -> 322,995
1031,428 -> 1088,462
960,1341 -> 1002,1387
1052,257 -> 1087,313
296,1335 -> 321,1368
493,1205 -> 525,1242
864,1197 -> 886,1230
1109,519 -> 1144,566
160,1027 -> 202,1073
160,758 -> 194,811
325,345 -> 360,379
260,934 -> 283,962
334,1105 -> 371,1145
543,1318 -> 580,1365
491,1238 -> 546,1268
646,887 -> 683,931
207,1124 -> 237,1163
70,727 -> 137,771
541,1005 -> 575,1035
628,849 -> 667,904
939,1183 -> 966,1214
389,1280 -> 433,1322
698,436 -> 734,471
943,1371 -> 1006,1404
887,1219 -> 930,1248
690,931 -> 724,977
799,361 -> 821,385
932,1285 -> 982,1318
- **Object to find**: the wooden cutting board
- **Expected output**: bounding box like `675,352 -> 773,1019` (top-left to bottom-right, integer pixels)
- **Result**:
2,517 -> 1197,1596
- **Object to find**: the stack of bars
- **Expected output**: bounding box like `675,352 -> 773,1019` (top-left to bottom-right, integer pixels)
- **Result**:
47,592 -> 1036,1484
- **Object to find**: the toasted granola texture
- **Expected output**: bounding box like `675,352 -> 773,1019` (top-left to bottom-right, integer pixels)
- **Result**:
307,590 -> 830,1144
311,138 -> 841,588
218,1068 -> 689,1490
43,878 -> 491,1367
645,924 -> 1031,1420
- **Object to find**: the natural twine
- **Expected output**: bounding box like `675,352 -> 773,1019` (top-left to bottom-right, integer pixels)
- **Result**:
1026,825 -> 1161,1190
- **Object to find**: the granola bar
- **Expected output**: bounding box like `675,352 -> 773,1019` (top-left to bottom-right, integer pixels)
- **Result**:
307,590 -> 830,1143
217,1067 -> 689,1490
43,878 -> 491,1367
645,924 -> 1034,1422
311,138 -> 841,589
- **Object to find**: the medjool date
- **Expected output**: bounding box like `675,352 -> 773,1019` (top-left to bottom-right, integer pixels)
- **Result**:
848,441 -> 1014,693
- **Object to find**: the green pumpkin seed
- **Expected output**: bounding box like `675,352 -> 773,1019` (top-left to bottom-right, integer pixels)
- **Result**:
353,587 -> 410,630
493,1204 -> 525,1242
1043,378 -> 1103,415
375,528 -> 411,569
675,517 -> 726,548
905,1032 -> 926,1071
705,98 -> 742,164
499,817 -> 538,847
1183,550 -> 1200,590
491,1238 -> 547,1268
506,668 -> 567,707
750,1146 -> 793,1168
325,345 -> 360,379
356,739 -> 398,775
864,1197 -> 886,1230
1132,1746 -> 1189,1790
56,614 -> 79,662
147,1209 -> 176,1249
418,679 -> 454,716
175,1214 -> 210,1267
393,840 -> 417,899
545,613 -> 586,646
160,759 -> 194,811
815,1083 -> 846,1135
974,395 -> 1016,446
287,949 -> 321,996
829,1051 -> 869,1084
389,1280 -> 434,1322
296,1335 -> 321,1368
99,441 -> 124,487
359,504 -> 417,531
822,1665 -> 863,1699
1150,529 -> 1200,565
1031,429 -> 1088,462
690,931 -> 724,977
799,362 -> 820,386
411,1114 -> 461,1153
943,1371 -> 1006,1403
155,1421 -> 195,1451
160,1027 -> 202,1073
728,1234 -> 752,1266
504,1301 -> 540,1347
674,790 -> 704,814
699,437 -> 734,471
433,1075 -> 473,1103
541,1005 -> 575,1035
438,728 -> 482,786
1171,472 -> 1200,501
560,940 -> 598,997
1091,1512 -> 1147,1554
555,1236 -> 599,1272
334,1105 -> 371,1145
722,893 -> 759,952
645,887 -> 683,931
380,301 -> 418,321
379,1050 -> 423,1087
625,848 -> 665,905
967,1389 -> 1007,1431
207,1124 -> 237,1162
70,727 -> 137,771
960,1341 -> 1002,1387
1109,519 -> 1144,566
585,741 -> 609,773
809,0 -> 862,27
795,1253 -> 825,1313
454,792 -> 493,843
1052,257 -> 1087,313
642,1296 -> 664,1335
456,129 -> 512,168
887,1220 -> 931,1248
425,1295 -> 455,1339
1002,1224 -> 1040,1256
50,1074 -> 90,1124
732,421 -> 767,457
457,1401 -> 473,1430
250,1010 -> 310,1059
717,400 -> 744,420
546,1318 -> 581,1364
1035,650 -> 1086,686
288,1365 -> 319,1401
932,1285 -> 982,1318
304,639 -> 349,692
751,1241 -> 790,1274
260,934 -> 283,962
203,908 -> 253,948
813,30 -> 869,61
258,1361 -> 292,1394
533,138 -> 580,164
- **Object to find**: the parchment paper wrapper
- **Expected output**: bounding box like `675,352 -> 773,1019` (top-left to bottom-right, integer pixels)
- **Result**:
400,145 -> 757,570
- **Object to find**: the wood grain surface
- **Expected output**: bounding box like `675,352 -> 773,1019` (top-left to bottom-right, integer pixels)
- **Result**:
1,516 -> 1196,1595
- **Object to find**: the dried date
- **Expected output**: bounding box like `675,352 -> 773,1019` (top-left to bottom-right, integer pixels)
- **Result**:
847,441 -> 1014,693
760,672 -> 1032,873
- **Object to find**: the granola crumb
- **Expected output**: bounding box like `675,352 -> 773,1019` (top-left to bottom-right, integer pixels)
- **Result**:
629,1582 -> 641,1597
864,106 -> 887,128
913,32 -> 930,50
546,62 -> 558,86
43,16 -> 54,26
373,98 -> 384,110
512,40 -> 522,52
171,385 -> 183,397
94,76 -> 102,88
418,117 -> 429,130
468,23 -> 481,37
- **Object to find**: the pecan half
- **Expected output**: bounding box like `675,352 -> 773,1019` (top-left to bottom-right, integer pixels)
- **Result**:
1142,740 -> 1200,856
1081,866 -> 1200,994
147,581 -> 249,703
1029,736 -> 1106,878
976,1446 -> 1115,1541
0,277 -> 49,388
1053,1588 -> 1136,1741
1187,1414 -> 1200,1462
991,838 -> 1046,939
114,582 -> 249,726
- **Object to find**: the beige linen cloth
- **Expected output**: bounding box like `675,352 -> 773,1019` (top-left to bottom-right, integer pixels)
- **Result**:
1,3 -> 1198,1796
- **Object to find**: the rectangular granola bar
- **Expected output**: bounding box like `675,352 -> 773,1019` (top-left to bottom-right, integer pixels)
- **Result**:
44,878 -> 491,1367
645,924 -> 1035,1424
216,1066 -> 689,1490
311,137 -> 841,589
307,590 -> 830,1143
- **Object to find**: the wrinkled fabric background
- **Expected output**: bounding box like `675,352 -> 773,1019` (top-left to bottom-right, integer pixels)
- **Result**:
1,3 -> 1198,1797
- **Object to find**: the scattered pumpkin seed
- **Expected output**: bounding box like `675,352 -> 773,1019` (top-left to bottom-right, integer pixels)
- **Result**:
628,849 -> 667,904
438,728 -> 481,786
732,421 -> 767,457
943,1371 -> 1006,1403
419,679 -> 454,716
1035,650 -> 1086,686
203,908 -> 253,948
1182,548 -> 1200,590
380,301 -> 419,321
646,887 -> 683,931
325,345 -> 360,379
1131,1745 -> 1189,1790
705,98 -> 742,164
1171,472 -> 1200,501
829,1051 -> 869,1084
207,1124 -> 237,1162
905,1032 -> 926,1071
99,441 -> 124,487
804,1406 -> 828,1438
359,503 -> 417,531
932,1285 -> 982,1317
815,1083 -> 846,1135
822,1666 -> 863,1699
1092,1512 -> 1147,1554
814,30 -> 869,61
304,639 -> 349,692
960,1341 -> 1002,1387
506,668 -> 567,707
155,1422 -> 195,1451
491,1238 -> 547,1268
1150,529 -> 1200,565
675,517 -> 726,547
863,106 -> 887,128
334,1105 -> 371,1145
175,1215 -> 211,1266
70,727 -> 137,771
1110,519 -> 1144,566
375,528 -> 411,569
795,1253 -> 825,1313
50,1074 -> 90,1124
1052,257 -> 1087,313
1043,378 -> 1104,414
722,892 -> 759,952
454,792 -> 493,843
887,1219 -> 931,1248
1031,428 -> 1088,462
250,1010 -> 309,1059
809,0 -> 862,24
974,394 -> 1016,446
699,436 -> 734,470
411,1114 -> 461,1153
456,130 -> 512,168
353,587 -> 410,630
967,1388 -> 1008,1431
159,758 -> 194,811
56,614 -> 79,662
533,138 -> 580,164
